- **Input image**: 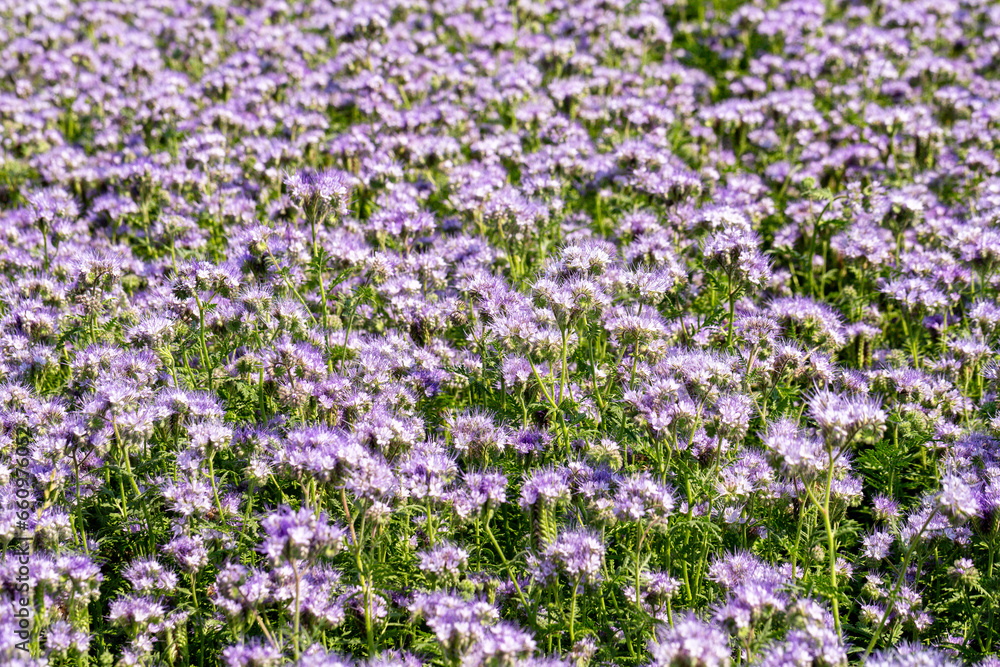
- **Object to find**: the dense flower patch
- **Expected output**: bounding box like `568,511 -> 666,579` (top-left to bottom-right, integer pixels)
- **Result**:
2,0 -> 1000,665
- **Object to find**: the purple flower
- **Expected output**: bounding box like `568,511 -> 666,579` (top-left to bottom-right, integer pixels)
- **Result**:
948,558 -> 979,585
755,599 -> 846,667
647,612 -> 731,667
861,530 -> 894,561
212,562 -> 272,619
712,393 -> 754,440
455,469 -> 508,519
625,570 -> 682,622
222,637 -> 284,667
807,389 -> 886,449
187,419 -> 233,455
540,528 -> 606,585
702,227 -> 772,289
519,467 -> 571,510
466,621 -> 537,665
936,473 -> 981,524
768,297 -> 847,350
418,542 -> 469,579
259,506 -> 346,564
867,643 -> 961,667
468,469 -> 507,504
44,620 -> 90,655
294,647 -> 353,667
445,409 -> 509,456
397,440 -> 458,502
613,472 -> 676,524
761,418 -> 826,478
285,169 -> 355,218
123,557 -> 178,594
872,494 -> 901,522
163,534 -> 209,573
108,595 -> 166,628
408,592 -> 497,660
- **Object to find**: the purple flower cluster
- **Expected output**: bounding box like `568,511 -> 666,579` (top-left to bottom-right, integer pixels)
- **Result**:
3,0 -> 1000,664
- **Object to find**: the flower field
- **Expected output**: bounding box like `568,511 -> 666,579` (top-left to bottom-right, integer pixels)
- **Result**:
2,0 -> 1000,665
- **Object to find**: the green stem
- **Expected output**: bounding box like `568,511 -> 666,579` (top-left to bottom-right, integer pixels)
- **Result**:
291,557 -> 302,660
207,451 -> 226,523
789,491 -> 808,581
727,276 -> 736,348
191,573 -> 204,667
801,462 -> 841,636
569,577 -> 579,644
484,521 -> 530,612
635,522 -> 653,607
192,292 -> 214,391
265,247 -> 319,328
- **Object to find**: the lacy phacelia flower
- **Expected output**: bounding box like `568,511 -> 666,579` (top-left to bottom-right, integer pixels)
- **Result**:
761,418 -> 826,478
259,506 -> 346,564
807,389 -> 886,448
285,169 -> 354,218
936,474 -> 981,524
647,613 -> 731,667
418,542 -> 469,580
613,472 -> 676,524
539,528 -> 606,585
